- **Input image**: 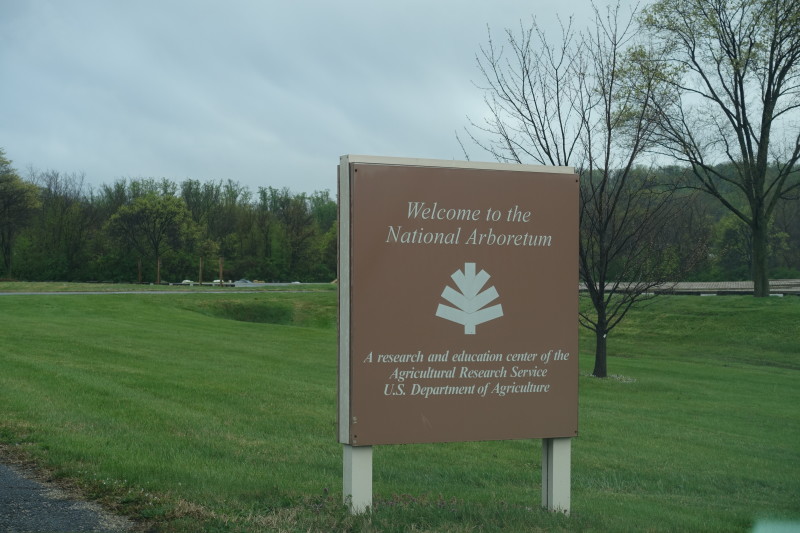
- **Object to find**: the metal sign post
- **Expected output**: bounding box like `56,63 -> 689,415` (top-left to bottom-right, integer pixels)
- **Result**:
342,444 -> 372,513
542,437 -> 572,514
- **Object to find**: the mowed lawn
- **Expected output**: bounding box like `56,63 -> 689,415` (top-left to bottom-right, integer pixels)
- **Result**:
0,290 -> 797,532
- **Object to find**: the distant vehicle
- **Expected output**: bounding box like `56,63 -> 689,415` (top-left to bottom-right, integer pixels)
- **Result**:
236,279 -> 253,284
181,280 -> 194,285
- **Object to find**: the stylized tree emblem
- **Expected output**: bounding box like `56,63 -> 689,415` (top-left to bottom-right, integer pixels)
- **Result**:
435,262 -> 503,334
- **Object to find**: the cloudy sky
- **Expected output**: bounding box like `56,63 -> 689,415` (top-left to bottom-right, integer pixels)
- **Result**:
2,0 -> 600,194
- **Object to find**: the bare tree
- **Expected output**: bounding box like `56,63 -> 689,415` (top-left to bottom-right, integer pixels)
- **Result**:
642,0 -> 800,296
461,4 -> 684,376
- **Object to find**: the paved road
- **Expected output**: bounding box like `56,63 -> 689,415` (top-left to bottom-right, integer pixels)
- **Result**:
579,279 -> 800,295
0,289 -> 318,296
0,462 -> 135,533
2,280 -> 798,297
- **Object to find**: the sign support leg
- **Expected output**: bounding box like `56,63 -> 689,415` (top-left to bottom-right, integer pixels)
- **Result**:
541,437 -> 571,515
343,444 -> 372,514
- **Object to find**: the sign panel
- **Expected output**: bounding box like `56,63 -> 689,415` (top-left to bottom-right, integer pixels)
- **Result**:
339,156 -> 578,446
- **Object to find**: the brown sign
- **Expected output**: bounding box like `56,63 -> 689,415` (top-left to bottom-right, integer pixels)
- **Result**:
338,156 -> 578,446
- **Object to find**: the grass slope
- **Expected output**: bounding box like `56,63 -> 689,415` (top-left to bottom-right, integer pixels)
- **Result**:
0,291 -> 797,532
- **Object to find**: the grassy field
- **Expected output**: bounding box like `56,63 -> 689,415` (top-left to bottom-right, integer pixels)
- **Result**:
0,287 -> 797,532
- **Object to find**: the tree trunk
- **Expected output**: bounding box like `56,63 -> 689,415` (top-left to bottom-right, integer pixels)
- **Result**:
752,220 -> 770,297
156,256 -> 161,285
592,329 -> 608,377
2,239 -> 12,278
198,256 -> 203,284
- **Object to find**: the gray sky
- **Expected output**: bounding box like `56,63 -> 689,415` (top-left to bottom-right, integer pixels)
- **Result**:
1,0 -> 595,194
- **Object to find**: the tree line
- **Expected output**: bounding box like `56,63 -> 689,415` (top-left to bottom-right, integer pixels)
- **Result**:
2,147 -> 797,286
1,150 -> 337,284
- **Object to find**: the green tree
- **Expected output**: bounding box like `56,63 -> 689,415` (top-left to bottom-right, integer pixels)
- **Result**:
773,198 -> 800,275
308,190 -> 338,281
0,149 -> 40,277
106,193 -> 197,284
20,169 -> 100,281
710,212 -> 792,279
213,180 -> 251,279
181,179 -> 222,238
276,192 -> 315,280
256,187 -> 281,280
181,179 -> 223,282
642,0 -> 800,296
309,190 -> 337,232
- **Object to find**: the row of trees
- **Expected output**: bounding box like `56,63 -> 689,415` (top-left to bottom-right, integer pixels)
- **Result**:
0,150 -> 337,284
2,147 -> 796,287
461,0 -> 799,375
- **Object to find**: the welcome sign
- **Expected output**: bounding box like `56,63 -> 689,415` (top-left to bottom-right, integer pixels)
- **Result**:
338,156 -> 578,446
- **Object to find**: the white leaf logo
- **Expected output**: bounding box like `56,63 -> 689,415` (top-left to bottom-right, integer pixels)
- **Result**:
435,262 -> 504,334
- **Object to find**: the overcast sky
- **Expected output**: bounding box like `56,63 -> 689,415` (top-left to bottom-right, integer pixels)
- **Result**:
2,0 -> 601,194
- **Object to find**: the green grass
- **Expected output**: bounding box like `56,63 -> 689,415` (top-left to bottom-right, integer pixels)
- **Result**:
0,289 -> 797,532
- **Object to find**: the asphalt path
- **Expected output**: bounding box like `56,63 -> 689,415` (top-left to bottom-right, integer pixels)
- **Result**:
0,289 -> 315,296
2,279 -> 799,296
0,462 -> 134,533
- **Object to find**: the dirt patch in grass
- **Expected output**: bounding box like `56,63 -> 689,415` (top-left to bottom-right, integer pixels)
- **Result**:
185,295 -> 336,329
188,299 -> 294,325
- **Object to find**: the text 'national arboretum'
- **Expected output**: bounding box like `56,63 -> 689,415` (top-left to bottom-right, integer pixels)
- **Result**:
385,201 -> 554,247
